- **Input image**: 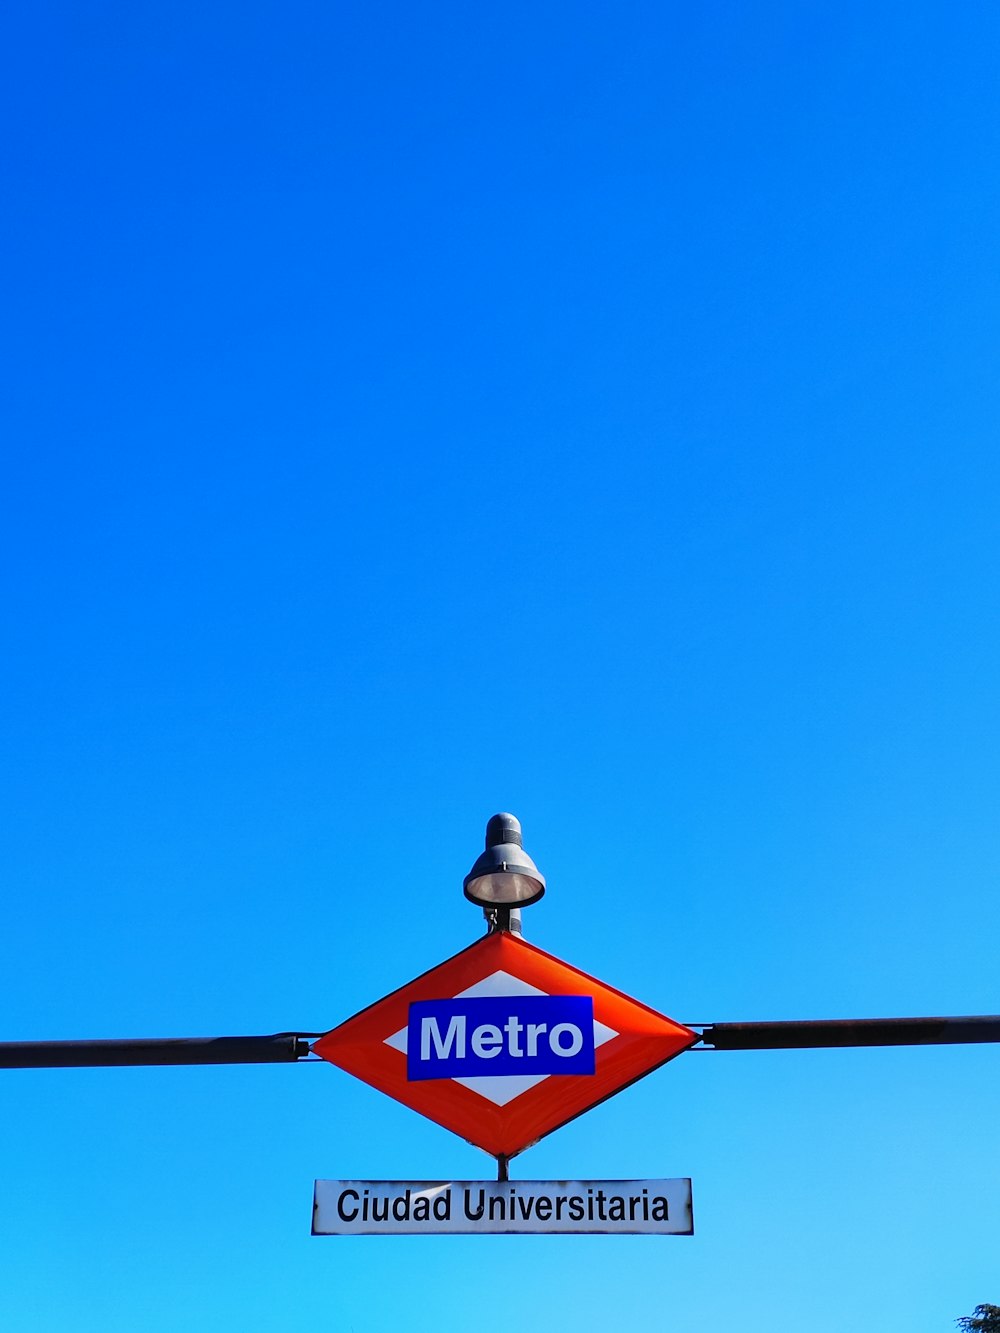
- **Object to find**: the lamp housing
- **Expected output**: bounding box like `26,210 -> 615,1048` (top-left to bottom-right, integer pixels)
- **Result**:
463,813 -> 546,908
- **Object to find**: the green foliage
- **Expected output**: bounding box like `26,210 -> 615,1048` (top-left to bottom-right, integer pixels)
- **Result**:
957,1305 -> 1000,1332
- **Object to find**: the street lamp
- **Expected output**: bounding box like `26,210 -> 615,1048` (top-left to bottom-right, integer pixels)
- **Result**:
463,812 -> 545,932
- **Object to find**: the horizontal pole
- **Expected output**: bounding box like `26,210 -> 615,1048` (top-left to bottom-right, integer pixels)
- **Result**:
697,1016 -> 1000,1051
0,1035 -> 312,1068
6,1017 -> 998,1065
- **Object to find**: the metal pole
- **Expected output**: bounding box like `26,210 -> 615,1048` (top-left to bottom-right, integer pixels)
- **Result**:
696,1015 -> 1000,1051
484,907 -> 523,936
0,1035 -> 312,1068
6,1016 -> 999,1067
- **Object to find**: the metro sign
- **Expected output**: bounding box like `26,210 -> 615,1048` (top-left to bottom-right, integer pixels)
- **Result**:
314,931 -> 696,1158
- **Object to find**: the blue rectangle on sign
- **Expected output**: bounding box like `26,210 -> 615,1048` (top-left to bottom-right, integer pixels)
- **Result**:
407,995 -> 595,1081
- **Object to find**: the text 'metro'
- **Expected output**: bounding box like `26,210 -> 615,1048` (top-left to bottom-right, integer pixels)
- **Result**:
406,995 -> 595,1081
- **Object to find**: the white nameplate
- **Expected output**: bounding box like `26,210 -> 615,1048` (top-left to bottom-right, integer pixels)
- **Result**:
312,1179 -> 692,1236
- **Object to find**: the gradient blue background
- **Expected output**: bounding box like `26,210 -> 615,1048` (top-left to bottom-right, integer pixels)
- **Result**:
2,3 -> 998,1330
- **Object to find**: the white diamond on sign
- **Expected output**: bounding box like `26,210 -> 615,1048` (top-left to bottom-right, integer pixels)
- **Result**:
383,970 -> 619,1107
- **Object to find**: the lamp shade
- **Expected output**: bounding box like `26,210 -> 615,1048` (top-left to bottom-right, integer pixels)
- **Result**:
463,813 -> 546,908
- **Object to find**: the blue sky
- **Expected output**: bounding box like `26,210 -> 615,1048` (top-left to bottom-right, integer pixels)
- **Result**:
2,2 -> 998,1329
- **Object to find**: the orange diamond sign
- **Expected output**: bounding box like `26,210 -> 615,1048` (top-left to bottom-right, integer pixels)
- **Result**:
313,931 -> 696,1158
